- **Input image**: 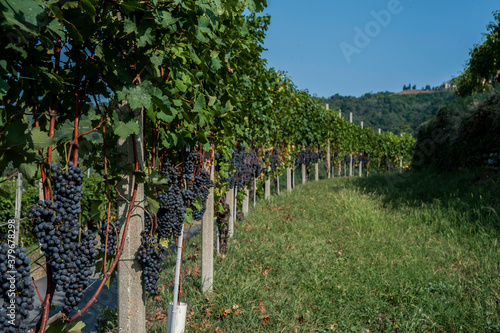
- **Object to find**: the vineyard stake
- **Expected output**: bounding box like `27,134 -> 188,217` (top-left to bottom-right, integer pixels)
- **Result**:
227,188 -> 234,237
117,104 -> 145,333
201,162 -> 214,293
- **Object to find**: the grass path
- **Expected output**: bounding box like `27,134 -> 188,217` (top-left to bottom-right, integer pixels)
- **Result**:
148,171 -> 500,332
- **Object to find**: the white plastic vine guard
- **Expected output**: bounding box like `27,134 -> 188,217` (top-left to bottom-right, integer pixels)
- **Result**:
166,302 -> 187,333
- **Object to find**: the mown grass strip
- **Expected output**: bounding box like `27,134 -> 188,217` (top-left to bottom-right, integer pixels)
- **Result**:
148,170 -> 500,332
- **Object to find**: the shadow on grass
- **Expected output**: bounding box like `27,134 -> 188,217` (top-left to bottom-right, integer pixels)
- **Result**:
347,168 -> 500,231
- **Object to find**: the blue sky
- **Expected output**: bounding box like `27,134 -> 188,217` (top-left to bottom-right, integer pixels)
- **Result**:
260,0 -> 499,97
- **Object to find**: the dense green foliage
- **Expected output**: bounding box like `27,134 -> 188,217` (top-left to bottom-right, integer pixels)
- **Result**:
0,0 -> 416,330
456,11 -> 500,97
151,170 -> 500,332
412,89 -> 500,171
320,91 -> 455,135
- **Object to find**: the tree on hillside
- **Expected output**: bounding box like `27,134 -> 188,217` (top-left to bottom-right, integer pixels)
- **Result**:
456,10 -> 500,97
412,85 -> 416,90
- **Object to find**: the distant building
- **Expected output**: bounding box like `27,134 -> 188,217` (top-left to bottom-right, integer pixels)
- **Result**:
444,82 -> 455,90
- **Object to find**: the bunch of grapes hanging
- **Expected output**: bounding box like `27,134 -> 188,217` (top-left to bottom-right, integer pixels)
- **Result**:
26,162 -> 98,315
137,147 -> 214,294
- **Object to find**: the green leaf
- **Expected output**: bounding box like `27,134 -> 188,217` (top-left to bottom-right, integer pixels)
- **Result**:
147,196 -> 160,215
28,127 -> 54,151
117,83 -> 153,110
2,0 -> 45,31
188,43 -> 201,65
45,320 -> 67,333
193,94 -> 205,113
175,79 -> 187,93
80,0 -> 96,19
156,10 -> 179,28
208,96 -> 217,106
111,112 -> 139,139
193,196 -> 202,210
68,321 -> 86,333
19,163 -> 37,179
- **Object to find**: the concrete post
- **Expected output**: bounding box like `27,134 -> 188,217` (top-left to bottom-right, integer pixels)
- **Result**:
287,167 -> 292,191
326,143 -> 331,179
242,186 -> 250,216
117,105 -> 145,333
359,121 -> 363,177
349,112 -> 353,176
400,158 -> 403,173
14,173 -> 22,246
276,175 -> 280,196
315,162 -> 319,181
265,177 -> 270,201
201,162 -> 214,293
226,188 -> 234,237
253,177 -> 256,208
302,164 -> 306,184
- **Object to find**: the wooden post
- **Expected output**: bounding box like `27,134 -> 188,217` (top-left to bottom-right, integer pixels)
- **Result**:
265,177 -> 270,201
226,188 -> 234,237
14,173 -> 22,246
117,104 -> 145,333
338,161 -> 341,177
315,162 -> 319,181
201,162 -> 214,293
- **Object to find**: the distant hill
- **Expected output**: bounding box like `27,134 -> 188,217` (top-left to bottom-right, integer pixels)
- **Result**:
319,91 -> 455,135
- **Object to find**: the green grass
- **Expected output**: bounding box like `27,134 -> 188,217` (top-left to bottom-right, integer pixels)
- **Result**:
147,169 -> 500,332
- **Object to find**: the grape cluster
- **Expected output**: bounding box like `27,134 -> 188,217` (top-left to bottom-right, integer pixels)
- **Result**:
157,186 -> 185,238
227,146 -> 246,189
27,162 -> 97,314
242,150 -> 262,183
344,155 -> 355,164
144,209 -> 153,233
183,151 -> 199,183
136,232 -> 166,294
98,221 -> 121,255
297,149 -> 320,165
358,155 -> 369,165
63,230 -> 98,313
156,149 -> 214,237
0,244 -> 35,333
190,169 -> 214,221
269,148 -> 280,172
160,157 -> 178,186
